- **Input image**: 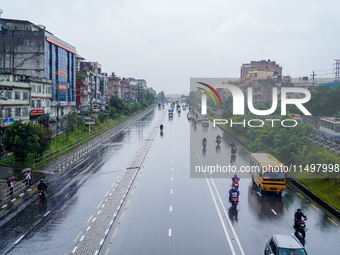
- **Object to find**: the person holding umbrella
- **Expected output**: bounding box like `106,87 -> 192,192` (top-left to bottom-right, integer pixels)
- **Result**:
22,168 -> 32,187
7,176 -> 16,196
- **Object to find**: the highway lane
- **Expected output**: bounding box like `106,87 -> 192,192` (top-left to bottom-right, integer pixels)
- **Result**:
100,109 -> 244,255
0,108 -> 164,255
2,106 -> 339,254
101,110 -> 340,255
191,117 -> 340,254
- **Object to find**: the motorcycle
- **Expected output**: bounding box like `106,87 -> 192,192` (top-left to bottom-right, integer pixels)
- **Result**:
216,138 -> 221,145
202,140 -> 207,149
38,189 -> 46,199
294,218 -> 307,239
231,146 -> 237,154
229,194 -> 239,209
232,178 -> 240,190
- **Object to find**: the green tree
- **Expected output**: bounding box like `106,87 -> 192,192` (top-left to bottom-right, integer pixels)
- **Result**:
3,121 -> 38,162
35,125 -> 53,156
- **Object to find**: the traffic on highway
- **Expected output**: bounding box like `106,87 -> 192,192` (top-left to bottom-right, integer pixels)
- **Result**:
0,105 -> 339,255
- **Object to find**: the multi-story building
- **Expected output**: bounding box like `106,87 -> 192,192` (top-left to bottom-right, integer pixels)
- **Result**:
0,74 -> 52,129
238,60 -> 283,104
29,76 -> 52,125
99,73 -> 108,110
121,78 -> 132,102
240,59 -> 282,79
107,73 -> 122,99
76,76 -> 90,112
0,17 -> 77,121
79,62 -> 102,111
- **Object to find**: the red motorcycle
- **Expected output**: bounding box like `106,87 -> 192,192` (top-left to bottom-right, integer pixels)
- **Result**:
230,194 -> 239,209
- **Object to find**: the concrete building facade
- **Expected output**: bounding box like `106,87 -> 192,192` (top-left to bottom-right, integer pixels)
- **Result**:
0,18 -> 77,121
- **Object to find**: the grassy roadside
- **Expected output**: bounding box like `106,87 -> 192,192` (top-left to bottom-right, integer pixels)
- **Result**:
207,110 -> 340,211
0,106 -> 153,169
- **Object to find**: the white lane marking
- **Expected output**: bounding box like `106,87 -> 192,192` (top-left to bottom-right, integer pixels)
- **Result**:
105,229 -> 109,235
170,189 -> 173,194
80,235 -> 85,242
19,193 -> 24,197
210,177 -> 246,255
72,246 -> 77,254
94,251 -> 99,255
247,179 -> 250,183
1,204 -> 7,209
99,239 -> 104,245
86,226 -> 91,231
271,209 -> 277,215
92,217 -> 96,223
257,192 -> 262,197
14,235 -> 24,244
44,211 -> 50,217
205,177 -> 236,255
168,229 -> 172,236
170,206 -> 172,212
171,168 -> 174,171
171,177 -> 173,181
189,124 -> 245,255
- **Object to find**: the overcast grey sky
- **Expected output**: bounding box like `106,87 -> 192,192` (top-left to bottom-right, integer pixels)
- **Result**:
1,0 -> 339,94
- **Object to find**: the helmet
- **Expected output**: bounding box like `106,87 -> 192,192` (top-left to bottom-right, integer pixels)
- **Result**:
234,174 -> 238,178
297,209 -> 301,213
40,179 -> 43,182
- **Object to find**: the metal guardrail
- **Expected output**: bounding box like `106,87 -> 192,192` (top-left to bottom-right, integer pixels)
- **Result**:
33,106 -> 154,169
37,106 -> 155,172
2,179 -> 30,205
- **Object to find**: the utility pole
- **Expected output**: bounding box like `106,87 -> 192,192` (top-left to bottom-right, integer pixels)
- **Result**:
334,59 -> 340,80
311,70 -> 317,91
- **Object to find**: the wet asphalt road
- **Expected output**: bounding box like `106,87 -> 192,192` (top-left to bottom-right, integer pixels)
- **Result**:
0,106 -> 340,255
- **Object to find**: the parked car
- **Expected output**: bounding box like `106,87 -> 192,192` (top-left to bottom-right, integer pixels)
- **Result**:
265,234 -> 308,255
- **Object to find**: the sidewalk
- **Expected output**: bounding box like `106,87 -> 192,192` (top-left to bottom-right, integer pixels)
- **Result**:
0,164 -> 50,205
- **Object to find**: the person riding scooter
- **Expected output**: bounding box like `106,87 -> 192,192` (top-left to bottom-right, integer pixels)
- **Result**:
37,179 -> 48,198
231,142 -> 237,154
216,135 -> 222,143
202,138 -> 207,149
294,208 -> 307,229
160,124 -> 164,131
229,186 -> 240,202
231,174 -> 240,189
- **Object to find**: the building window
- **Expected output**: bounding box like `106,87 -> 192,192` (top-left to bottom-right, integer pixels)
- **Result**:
31,100 -> 35,108
46,100 -> 50,107
36,100 -> 41,108
37,86 -> 42,93
7,91 -> 12,99
15,108 -> 21,117
5,108 -> 11,118
23,92 -> 29,100
15,91 -> 20,100
31,85 -> 35,93
47,87 -> 52,94
23,108 -> 28,116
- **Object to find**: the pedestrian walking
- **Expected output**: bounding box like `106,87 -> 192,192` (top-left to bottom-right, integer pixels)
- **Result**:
8,180 -> 14,196
25,170 -> 32,186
